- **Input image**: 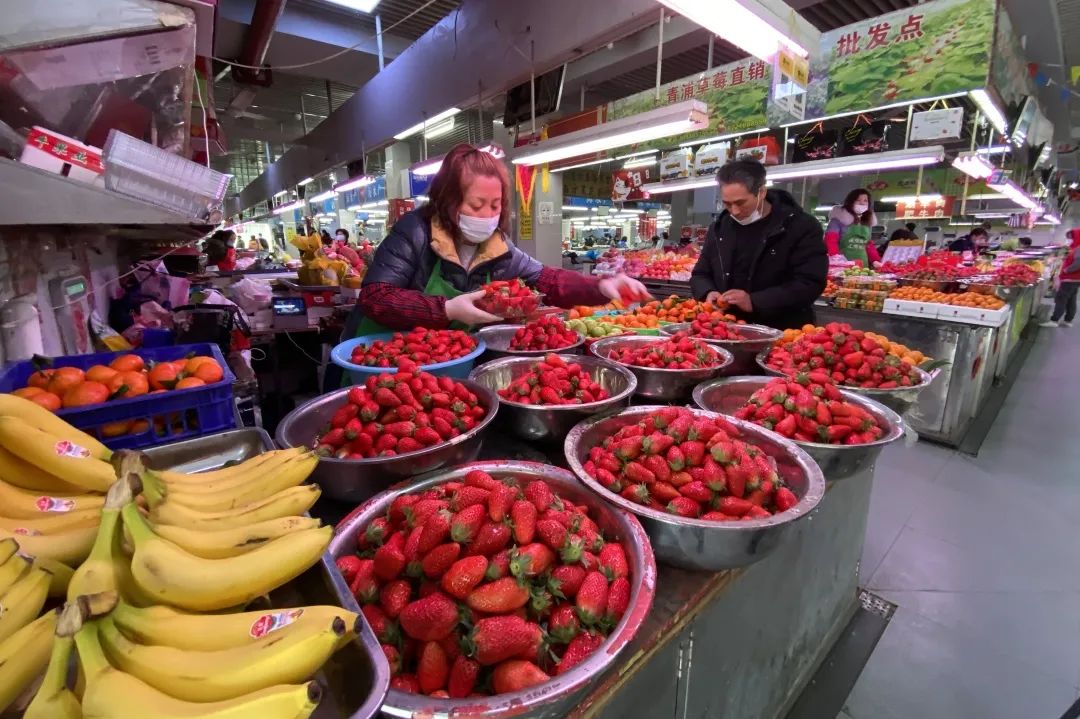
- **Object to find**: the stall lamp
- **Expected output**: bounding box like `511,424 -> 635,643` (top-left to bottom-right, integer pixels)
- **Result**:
308,190 -> 337,203
879,194 -> 943,204
360,200 -> 388,209
985,178 -> 1039,210
298,177 -> 315,186
562,206 -> 590,211
346,205 -> 363,212
423,117 -> 456,139
643,176 -> 719,194
657,0 -> 814,61
966,193 -> 1007,200
512,100 -> 708,166
765,146 -> 945,182
549,157 -> 614,173
411,158 -> 443,176
615,149 -> 658,160
814,205 -> 833,212
394,108 -> 461,141
974,146 -> 1010,156
334,175 -> 376,193
1040,214 -> 1062,225
679,127 -> 770,148
272,200 -> 303,215
623,157 -> 658,169
969,89 -> 1008,134
952,152 -> 995,180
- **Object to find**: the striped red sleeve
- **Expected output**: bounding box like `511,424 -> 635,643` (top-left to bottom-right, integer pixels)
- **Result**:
358,283 -> 450,330
535,267 -> 608,308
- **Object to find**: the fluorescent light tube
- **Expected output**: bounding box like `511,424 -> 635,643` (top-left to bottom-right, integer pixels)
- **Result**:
953,151 -> 995,180
879,194 -> 943,203
974,146 -> 1010,156
966,193 -> 1006,200
549,158 -> 614,173
423,117 -> 456,139
679,127 -> 769,148
643,176 -> 720,194
323,0 -> 381,11
298,177 -> 315,185
272,200 -> 303,215
623,158 -> 658,169
657,0 -> 813,60
360,200 -> 388,209
562,206 -> 589,211
346,205 -> 362,211
334,175 -> 376,193
394,108 -> 461,141
411,158 -> 443,176
308,190 -> 337,203
513,100 -> 708,166
615,150 -> 659,160
764,146 -> 945,181
969,89 -> 1007,134
985,178 -> 1038,210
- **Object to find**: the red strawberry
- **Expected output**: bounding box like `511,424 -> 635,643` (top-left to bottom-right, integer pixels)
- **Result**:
465,577 -> 530,613
390,674 -> 420,693
447,655 -> 480,698
487,482 -> 518,522
360,517 -> 391,549
680,481 -> 713,504
416,509 -> 451,556
535,519 -> 568,552
549,604 -> 580,644
523,480 -> 555,511
349,558 -> 378,604
399,592 -> 459,642
335,555 -> 364,586
406,498 -> 449,529
381,643 -> 402,675
549,565 -> 587,599
555,631 -> 605,676
575,571 -> 609,625
450,504 -> 487,544
421,542 -> 462,579
418,641 -> 450,694
361,604 -> 399,644
492,660 -> 550,694
379,579 -> 412,619
486,549 -> 510,581
774,486 -> 798,513
468,615 -> 536,665
606,577 -> 630,624
466,521 -> 512,557
666,496 -> 701,518
598,544 -> 629,581
451,486 -> 490,512
464,469 -> 500,490
373,534 -> 406,581
510,499 -> 538,544
509,543 -> 556,578
438,629 -> 463,662
441,555 -> 489,600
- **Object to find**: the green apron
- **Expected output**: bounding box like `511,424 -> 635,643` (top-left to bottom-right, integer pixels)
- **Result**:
839,224 -> 871,266
352,258 -> 473,336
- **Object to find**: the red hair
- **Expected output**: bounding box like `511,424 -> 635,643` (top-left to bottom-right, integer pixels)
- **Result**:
422,143 -> 511,242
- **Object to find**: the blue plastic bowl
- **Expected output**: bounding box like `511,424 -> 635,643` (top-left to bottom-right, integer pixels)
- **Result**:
331,332 -> 487,382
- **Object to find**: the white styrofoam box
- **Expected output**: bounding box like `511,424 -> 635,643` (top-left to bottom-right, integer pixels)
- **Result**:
883,299 -> 940,318
20,126 -> 103,185
935,305 -> 1010,327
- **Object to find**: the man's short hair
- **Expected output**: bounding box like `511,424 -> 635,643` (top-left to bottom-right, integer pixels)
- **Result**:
717,160 -> 768,194
970,227 -> 989,238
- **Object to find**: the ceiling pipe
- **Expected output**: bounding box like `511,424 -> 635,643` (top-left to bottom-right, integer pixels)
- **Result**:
228,0 -> 288,116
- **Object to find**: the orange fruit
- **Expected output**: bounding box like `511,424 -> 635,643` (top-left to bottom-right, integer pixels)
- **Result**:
110,354 -> 145,373
100,421 -> 132,437
85,364 -> 119,384
62,381 -> 110,408
47,367 -> 85,397
27,368 -> 55,390
183,355 -> 216,374
148,363 -> 181,391
191,361 -> 224,384
175,377 -> 206,389
12,387 -> 44,399
107,371 -> 149,399
29,391 -> 62,411
130,420 -> 150,434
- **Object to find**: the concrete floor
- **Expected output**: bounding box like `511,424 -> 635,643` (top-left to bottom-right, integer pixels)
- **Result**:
840,324 -> 1080,718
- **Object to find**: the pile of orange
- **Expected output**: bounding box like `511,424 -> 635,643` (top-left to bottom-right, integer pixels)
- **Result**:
568,299 -> 626,320
644,296 -> 724,323
822,279 -> 840,298
889,286 -> 1005,309
607,313 -> 662,329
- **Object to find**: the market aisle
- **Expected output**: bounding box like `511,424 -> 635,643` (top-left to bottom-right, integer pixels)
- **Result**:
841,325 -> 1080,719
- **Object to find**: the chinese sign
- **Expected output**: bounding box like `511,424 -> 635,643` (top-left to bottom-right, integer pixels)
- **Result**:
896,195 -> 956,220
807,0 -> 994,118
26,127 -> 103,173
562,170 -> 614,199
607,58 -> 770,151
611,167 -> 654,201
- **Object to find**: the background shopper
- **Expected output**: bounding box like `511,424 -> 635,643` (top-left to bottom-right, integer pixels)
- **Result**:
824,188 -> 881,266
1042,228 -> 1080,328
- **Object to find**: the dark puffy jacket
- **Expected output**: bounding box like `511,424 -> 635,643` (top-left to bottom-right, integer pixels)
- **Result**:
689,189 -> 827,330
362,210 -> 541,292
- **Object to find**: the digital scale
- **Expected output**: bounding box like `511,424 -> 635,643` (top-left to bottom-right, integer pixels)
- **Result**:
271,296 -> 310,330
48,274 -> 93,354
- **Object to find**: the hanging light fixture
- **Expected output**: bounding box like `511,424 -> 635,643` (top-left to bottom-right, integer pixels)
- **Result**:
765,146 -> 945,181
334,175 -> 376,193
953,151 -> 996,180
272,200 -> 304,215
656,0 -> 817,61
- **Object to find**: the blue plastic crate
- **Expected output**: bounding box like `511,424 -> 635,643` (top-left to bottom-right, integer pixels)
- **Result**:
0,343 -> 237,449
330,333 -> 486,383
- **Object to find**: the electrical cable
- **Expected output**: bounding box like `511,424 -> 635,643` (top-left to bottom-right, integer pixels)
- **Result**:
210,0 -> 445,72
284,330 -> 324,365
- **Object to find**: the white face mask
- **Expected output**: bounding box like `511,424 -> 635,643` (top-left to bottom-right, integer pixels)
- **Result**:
732,191 -> 765,226
853,202 -> 869,215
458,213 -> 499,244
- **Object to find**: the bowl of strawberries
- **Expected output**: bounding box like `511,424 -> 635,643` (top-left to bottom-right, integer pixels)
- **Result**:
328,461 -> 656,719
468,353 -> 637,442
661,317 -> 782,375
692,375 -> 904,481
588,333 -> 733,402
565,405 -> 825,570
477,317 -> 585,360
275,368 -> 499,502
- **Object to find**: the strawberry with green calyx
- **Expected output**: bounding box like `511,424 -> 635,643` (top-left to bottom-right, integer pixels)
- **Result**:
467,521 -> 512,557
509,543 -> 556,579
549,564 -> 587,600
666,496 -> 701,518
575,571 -> 610,626
549,604 -> 581,644
449,504 -> 487,544
465,615 -> 538,666
555,631 -> 605,676
465,577 -> 530,614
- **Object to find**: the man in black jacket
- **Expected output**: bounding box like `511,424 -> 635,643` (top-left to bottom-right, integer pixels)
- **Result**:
690,160 -> 827,329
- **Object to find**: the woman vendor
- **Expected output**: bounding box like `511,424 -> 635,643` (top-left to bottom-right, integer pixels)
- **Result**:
824,188 -> 881,267
350,143 -> 648,333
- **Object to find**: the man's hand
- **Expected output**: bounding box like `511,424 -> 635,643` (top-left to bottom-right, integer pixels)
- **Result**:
445,290 -> 502,326
705,291 -> 724,307
598,274 -> 651,304
721,289 -> 753,313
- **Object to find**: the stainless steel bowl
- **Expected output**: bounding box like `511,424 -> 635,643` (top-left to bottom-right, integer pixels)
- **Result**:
692,376 -> 904,481
468,355 -> 637,442
476,324 -> 585,360
275,380 -> 499,503
754,350 -> 934,416
564,406 -> 825,571
328,461 -> 656,719
588,334 -> 733,402
661,321 -> 782,375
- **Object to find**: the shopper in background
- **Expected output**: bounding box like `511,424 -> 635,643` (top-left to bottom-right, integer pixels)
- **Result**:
335,228 -> 350,245
948,227 -> 988,253
203,229 -> 237,272
690,159 -> 827,329
319,229 -> 334,247
1042,228 -> 1080,328
352,143 -> 648,331
824,188 -> 881,266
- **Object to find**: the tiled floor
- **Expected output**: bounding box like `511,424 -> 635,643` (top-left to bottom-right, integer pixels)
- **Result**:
841,324 -> 1080,719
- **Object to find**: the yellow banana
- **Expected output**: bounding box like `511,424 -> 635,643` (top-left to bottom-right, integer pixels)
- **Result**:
0,393 -> 110,458
147,484 -> 321,531
111,600 -> 358,651
146,516 -> 323,560
75,620 -> 323,719
152,448 -> 307,487
99,613 -> 353,702
123,504 -> 331,612
0,475 -> 106,518
0,538 -> 15,566
0,609 -> 57,713
0,525 -> 97,565
0,447 -> 91,494
0,566 -> 50,642
24,602 -> 80,719
147,456 -> 319,513
152,453 -> 316,499
27,555 -> 75,598
0,418 -> 114,493
0,507 -> 101,534
0,553 -> 31,593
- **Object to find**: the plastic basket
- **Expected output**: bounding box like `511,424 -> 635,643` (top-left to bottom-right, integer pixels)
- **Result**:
331,334 -> 487,383
103,130 -> 232,221
0,344 -> 237,450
